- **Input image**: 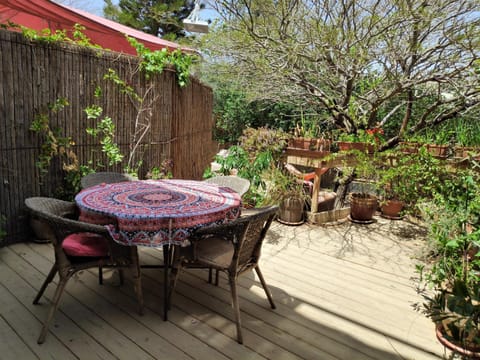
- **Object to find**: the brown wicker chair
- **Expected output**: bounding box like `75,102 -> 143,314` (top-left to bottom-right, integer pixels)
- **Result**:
169,205 -> 278,344
25,197 -> 144,344
203,175 -> 251,197
80,172 -> 137,282
80,171 -> 136,189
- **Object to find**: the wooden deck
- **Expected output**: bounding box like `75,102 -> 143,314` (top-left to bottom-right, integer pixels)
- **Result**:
0,217 -> 450,359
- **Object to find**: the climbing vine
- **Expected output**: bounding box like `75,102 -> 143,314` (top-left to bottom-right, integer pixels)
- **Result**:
85,86 -> 124,167
127,37 -> 195,87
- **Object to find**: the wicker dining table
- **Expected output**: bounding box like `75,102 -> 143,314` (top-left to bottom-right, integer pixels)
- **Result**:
75,179 -> 242,319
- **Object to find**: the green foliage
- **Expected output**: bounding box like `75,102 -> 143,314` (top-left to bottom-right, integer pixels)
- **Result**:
30,97 -> 88,199
212,87 -> 255,144
337,128 -> 385,146
146,159 -> 174,179
209,127 -> 290,206
239,127 -> 289,162
127,37 -> 194,87
210,83 -> 332,144
29,98 -> 73,177
20,26 -> 68,43
103,69 -> 141,102
18,23 -> 100,48
260,165 -> 307,206
205,1 -> 479,150
416,169 -> 480,349
376,149 -> 451,213
84,105 -> 124,166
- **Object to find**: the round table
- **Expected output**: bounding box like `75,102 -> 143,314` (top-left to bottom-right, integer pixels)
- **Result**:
75,179 -> 242,247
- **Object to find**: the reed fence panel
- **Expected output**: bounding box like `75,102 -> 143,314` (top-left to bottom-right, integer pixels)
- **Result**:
0,29 -> 216,245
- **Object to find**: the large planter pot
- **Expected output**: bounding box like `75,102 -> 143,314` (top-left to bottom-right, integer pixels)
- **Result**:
30,217 -> 54,243
436,323 -> 480,358
349,193 -> 377,223
380,199 -> 404,219
278,197 -> 305,225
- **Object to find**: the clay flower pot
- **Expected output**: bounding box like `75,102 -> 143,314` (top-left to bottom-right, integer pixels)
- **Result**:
380,199 -> 404,219
436,323 -> 480,359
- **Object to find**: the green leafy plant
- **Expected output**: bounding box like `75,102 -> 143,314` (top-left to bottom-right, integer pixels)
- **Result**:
260,165 -> 308,206
85,105 -> 124,166
30,97 -> 89,199
337,127 -> 385,146
416,171 -> 480,353
146,159 -> 174,180
208,127 -> 290,206
127,37 -> 195,87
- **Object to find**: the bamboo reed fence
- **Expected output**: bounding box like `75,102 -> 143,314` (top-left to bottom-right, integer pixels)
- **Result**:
0,29 -> 216,245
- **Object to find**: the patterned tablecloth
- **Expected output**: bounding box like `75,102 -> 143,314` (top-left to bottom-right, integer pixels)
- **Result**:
75,179 -> 242,247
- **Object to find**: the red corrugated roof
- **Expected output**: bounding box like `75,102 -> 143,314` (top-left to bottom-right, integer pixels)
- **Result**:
0,0 -> 191,55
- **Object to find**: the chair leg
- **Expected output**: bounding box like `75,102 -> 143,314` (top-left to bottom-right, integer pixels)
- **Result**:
215,269 -> 220,286
168,249 -> 183,311
208,268 -> 213,283
228,274 -> 243,344
130,247 -> 144,315
33,264 -> 57,305
254,266 -> 275,309
37,276 -> 69,344
98,265 -> 103,285
118,269 -> 125,285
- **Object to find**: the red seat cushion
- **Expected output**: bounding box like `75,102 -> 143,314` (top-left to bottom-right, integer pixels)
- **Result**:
62,232 -> 109,257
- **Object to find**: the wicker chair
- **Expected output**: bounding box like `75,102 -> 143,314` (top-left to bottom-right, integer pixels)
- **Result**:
169,205 -> 278,344
25,197 -> 144,344
203,175 -> 250,197
80,171 -> 136,189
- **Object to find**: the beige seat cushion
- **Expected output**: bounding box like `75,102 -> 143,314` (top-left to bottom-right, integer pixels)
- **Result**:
196,236 -> 234,268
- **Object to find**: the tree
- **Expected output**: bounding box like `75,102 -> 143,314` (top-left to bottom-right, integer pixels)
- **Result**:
103,0 -> 196,40
203,0 -> 480,146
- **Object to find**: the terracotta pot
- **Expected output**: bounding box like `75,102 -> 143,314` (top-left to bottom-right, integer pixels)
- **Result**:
436,323 -> 480,358
337,141 -> 375,153
380,199 -> 404,219
349,193 -> 377,222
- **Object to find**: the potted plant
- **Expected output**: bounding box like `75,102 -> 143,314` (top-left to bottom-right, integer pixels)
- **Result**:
416,170 -> 480,357
261,165 -> 308,225
341,150 -> 379,223
375,151 -> 416,219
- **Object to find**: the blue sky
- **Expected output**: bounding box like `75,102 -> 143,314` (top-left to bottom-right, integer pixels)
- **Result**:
59,0 -> 215,21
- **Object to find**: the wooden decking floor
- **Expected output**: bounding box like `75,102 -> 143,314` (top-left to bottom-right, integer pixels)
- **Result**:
0,217 -> 451,359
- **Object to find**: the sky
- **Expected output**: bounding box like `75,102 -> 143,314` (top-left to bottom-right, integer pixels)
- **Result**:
55,0 -> 215,22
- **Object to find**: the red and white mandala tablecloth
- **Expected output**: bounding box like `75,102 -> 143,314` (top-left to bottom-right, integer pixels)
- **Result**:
75,179 -> 242,247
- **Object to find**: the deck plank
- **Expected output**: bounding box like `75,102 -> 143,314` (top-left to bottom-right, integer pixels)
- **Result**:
0,219 -> 448,360
0,248 -> 113,360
